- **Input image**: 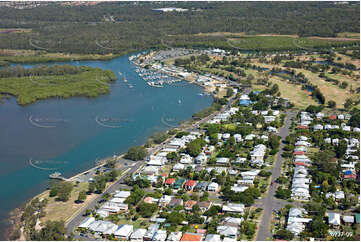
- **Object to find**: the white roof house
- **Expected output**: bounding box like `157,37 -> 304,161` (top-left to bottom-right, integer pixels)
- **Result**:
343,215 -> 355,223
328,213 -> 341,226
173,163 -> 185,171
96,209 -> 109,218
167,232 -> 183,241
130,228 -> 147,240
205,234 -> 221,241
180,154 -> 193,164
223,217 -> 243,226
217,226 -> 239,238
231,185 -> 248,193
78,217 -> 95,229
264,116 -> 276,123
158,195 -> 172,206
234,134 -> 242,142
153,230 -> 167,241
313,124 -> 323,131
208,182 -> 219,192
216,157 -> 230,164
114,224 -> 134,239
222,203 -> 245,213
114,191 -> 131,198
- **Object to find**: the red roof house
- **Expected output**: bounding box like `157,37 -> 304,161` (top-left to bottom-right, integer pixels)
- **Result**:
329,115 -> 337,120
185,180 -> 197,191
165,178 -> 175,185
297,125 -> 308,129
344,174 -> 356,180
181,233 -> 203,241
293,151 -> 305,155
294,162 -> 307,167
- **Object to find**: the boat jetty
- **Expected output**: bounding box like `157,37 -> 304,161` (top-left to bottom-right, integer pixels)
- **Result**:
49,172 -> 67,181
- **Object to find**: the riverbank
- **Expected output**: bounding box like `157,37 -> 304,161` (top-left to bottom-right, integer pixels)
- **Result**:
0,50 -> 121,66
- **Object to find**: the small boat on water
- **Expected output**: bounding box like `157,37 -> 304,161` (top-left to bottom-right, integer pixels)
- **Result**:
178,99 -> 182,104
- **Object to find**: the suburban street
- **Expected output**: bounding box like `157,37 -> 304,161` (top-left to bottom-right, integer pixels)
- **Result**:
255,111 -> 296,241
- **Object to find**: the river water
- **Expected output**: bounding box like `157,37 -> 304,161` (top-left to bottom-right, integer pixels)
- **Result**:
0,53 -> 213,238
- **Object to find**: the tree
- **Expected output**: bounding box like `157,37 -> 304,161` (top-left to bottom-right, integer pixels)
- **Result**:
226,87 -> 234,97
186,138 -> 206,157
77,190 -> 87,203
124,146 -> 147,161
137,202 -> 158,218
275,229 -> 294,240
344,98 -> 353,110
335,140 -> 347,158
327,100 -> 336,108
275,187 -> 291,200
50,181 -> 74,202
32,220 -> 67,240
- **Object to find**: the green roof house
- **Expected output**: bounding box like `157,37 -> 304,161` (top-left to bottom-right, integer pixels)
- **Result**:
173,178 -> 186,189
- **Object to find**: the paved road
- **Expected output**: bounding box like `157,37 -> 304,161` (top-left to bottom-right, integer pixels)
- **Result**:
255,111 -> 295,241
66,161 -> 143,235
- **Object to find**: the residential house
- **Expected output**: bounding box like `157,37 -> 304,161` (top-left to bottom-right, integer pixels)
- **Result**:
185,200 -> 197,211
222,203 -> 245,214
158,195 -> 172,207
180,233 -> 203,241
169,198 -> 183,208
130,228 -> 147,241
217,226 -> 239,239
173,178 -> 186,189
205,234 -> 221,241
167,232 -> 182,241
216,157 -> 230,165
328,213 -> 341,226
114,224 -> 134,240
197,201 -> 212,212
194,182 -> 208,191
144,224 -> 160,241
185,180 -> 197,191
208,182 -> 219,192
152,230 -> 167,241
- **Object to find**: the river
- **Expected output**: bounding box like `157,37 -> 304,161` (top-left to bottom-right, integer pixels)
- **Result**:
0,53 -> 213,238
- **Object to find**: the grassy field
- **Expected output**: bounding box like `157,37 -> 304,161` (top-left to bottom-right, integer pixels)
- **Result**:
0,67 -> 115,105
336,32 -> 360,39
37,182 -> 97,224
253,76 -> 318,109
251,59 -> 359,109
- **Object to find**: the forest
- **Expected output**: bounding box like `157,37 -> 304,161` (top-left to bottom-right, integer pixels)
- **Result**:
0,1 -> 359,55
0,65 -> 116,105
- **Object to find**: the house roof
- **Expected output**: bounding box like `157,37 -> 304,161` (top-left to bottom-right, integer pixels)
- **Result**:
185,200 -> 197,209
130,228 -> 147,239
197,201 -> 211,209
185,180 -> 197,187
329,115 -> 337,120
114,224 -> 133,237
205,234 -> 221,241
180,233 -> 203,241
328,213 -> 341,226
343,215 -> 355,223
165,178 -> 176,185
